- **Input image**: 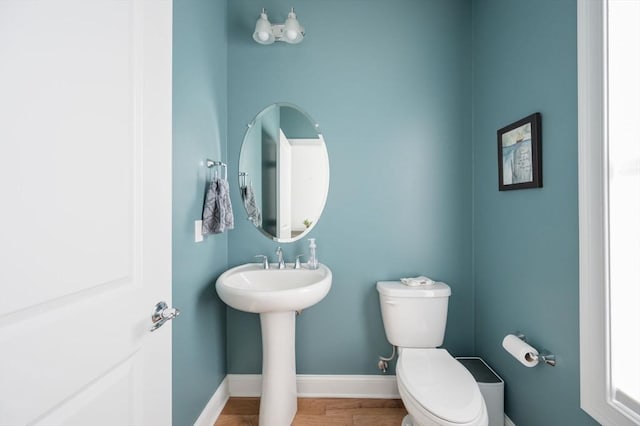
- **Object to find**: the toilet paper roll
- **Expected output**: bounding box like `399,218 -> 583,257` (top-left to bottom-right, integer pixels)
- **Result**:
502,334 -> 539,367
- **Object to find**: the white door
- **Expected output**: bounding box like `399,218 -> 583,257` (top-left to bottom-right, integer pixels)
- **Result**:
277,130 -> 292,240
0,1 -> 173,425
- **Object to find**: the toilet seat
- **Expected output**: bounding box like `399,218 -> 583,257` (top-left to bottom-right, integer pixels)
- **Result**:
396,348 -> 487,426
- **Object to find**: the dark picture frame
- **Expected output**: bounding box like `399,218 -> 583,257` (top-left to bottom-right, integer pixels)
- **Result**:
497,112 -> 542,191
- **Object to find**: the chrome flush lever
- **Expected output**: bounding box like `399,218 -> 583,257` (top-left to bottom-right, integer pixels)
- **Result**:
150,301 -> 180,332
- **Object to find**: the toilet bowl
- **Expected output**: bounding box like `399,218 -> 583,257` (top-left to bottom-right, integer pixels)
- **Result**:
396,348 -> 487,426
377,281 -> 487,426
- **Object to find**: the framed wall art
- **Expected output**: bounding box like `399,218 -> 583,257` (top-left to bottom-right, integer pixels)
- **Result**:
497,112 -> 542,191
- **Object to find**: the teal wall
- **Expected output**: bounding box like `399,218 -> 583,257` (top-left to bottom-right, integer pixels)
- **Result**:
170,1 -> 599,424
227,0 -> 473,374
172,0 -> 228,424
471,0 -> 597,425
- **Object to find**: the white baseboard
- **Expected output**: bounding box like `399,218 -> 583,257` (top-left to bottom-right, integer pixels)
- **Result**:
226,374 -> 262,397
226,374 -> 400,399
297,374 -> 401,398
504,413 -> 516,426
193,376 -> 229,426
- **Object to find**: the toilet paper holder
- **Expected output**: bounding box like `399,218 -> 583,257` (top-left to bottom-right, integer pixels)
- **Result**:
514,332 -> 556,367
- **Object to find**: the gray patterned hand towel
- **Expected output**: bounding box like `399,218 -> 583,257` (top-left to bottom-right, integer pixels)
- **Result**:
217,178 -> 234,231
202,178 -> 234,235
241,183 -> 262,227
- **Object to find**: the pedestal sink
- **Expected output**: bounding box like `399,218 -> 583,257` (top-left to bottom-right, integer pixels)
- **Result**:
215,263 -> 332,425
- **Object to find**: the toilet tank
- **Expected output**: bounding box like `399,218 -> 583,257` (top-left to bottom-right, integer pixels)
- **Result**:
377,281 -> 451,348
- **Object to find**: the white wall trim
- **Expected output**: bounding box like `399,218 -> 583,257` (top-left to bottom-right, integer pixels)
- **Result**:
577,1 -> 610,424
226,374 -> 262,397
504,414 -> 516,426
193,376 -> 229,426
297,375 -> 400,398
578,0 -> 639,425
226,374 -> 401,398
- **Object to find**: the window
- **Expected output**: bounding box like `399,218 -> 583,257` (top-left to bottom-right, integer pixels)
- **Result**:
579,0 -> 640,424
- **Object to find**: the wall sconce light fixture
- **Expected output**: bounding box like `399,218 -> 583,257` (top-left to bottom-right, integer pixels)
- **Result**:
253,8 -> 305,45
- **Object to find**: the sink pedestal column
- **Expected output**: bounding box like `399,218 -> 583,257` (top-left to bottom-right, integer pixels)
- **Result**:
259,311 -> 297,425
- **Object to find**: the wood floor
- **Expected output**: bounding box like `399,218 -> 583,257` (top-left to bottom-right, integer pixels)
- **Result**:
215,397 -> 408,426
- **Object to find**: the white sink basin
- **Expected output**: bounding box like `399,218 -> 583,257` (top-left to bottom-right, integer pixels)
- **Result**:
215,263 -> 332,313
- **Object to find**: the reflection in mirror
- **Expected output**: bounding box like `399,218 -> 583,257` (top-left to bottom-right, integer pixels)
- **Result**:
239,103 -> 329,242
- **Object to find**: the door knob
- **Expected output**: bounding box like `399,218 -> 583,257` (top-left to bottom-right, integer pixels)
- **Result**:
150,301 -> 180,332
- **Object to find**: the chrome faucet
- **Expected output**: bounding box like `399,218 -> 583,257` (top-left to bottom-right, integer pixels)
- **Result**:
276,246 -> 285,269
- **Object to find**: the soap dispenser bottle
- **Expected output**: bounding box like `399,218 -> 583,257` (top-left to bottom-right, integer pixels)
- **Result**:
307,238 -> 319,270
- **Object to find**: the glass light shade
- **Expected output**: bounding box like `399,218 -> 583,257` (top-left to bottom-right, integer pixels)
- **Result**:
257,30 -> 271,42
253,11 -> 274,44
283,10 -> 304,44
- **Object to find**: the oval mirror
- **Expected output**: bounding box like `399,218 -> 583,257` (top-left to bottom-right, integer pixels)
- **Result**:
238,103 -> 329,242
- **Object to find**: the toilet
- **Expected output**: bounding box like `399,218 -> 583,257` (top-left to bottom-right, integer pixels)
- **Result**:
377,281 -> 488,426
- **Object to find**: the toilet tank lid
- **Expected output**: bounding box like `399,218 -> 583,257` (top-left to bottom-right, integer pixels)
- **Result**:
376,281 -> 451,298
